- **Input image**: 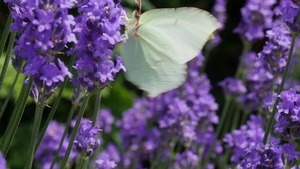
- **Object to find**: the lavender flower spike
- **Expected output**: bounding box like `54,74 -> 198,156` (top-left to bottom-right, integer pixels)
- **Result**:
74,120 -> 102,159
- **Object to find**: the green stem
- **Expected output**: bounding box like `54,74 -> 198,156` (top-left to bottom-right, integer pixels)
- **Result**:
24,86 -> 46,169
50,105 -> 76,169
262,35 -> 297,144
0,31 -> 16,92
35,51 -> 76,152
241,111 -> 249,125
200,97 -> 233,168
0,70 -> 20,120
35,77 -> 69,151
231,104 -> 241,131
235,40 -> 251,79
199,49 -> 211,74
220,151 -> 231,169
0,76 -> 33,156
79,158 -> 87,169
60,96 -> 89,168
0,15 -> 13,60
92,89 -> 102,125
220,99 -> 236,138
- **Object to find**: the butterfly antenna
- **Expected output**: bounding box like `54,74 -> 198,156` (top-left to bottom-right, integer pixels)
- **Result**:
134,0 -> 142,14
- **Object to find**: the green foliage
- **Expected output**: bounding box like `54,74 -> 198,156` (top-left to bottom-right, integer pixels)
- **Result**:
0,53 -> 25,100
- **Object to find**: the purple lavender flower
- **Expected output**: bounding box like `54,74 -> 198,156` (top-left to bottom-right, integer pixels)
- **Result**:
5,0 -> 76,101
274,88 -> 300,140
95,144 -> 120,169
115,53 -> 220,167
236,137 -> 300,168
95,154 -> 117,169
223,115 -> 265,163
74,120 -> 101,158
73,0 -> 126,92
234,0 -> 276,41
23,57 -> 72,102
219,77 -> 247,96
173,151 -> 198,169
97,109 -> 114,133
35,121 -> 76,168
281,143 -> 300,163
258,22 -> 292,77
279,1 -> 300,33
117,107 -> 162,167
238,52 -> 274,111
209,0 -> 227,46
0,151 -> 6,169
236,143 -> 284,168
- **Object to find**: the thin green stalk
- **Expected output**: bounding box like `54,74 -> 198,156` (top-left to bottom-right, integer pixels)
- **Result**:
35,77 -> 69,151
0,76 -> 33,156
231,104 -> 241,131
0,84 -> 25,155
241,111 -> 249,125
0,31 -> 16,92
235,40 -> 251,79
24,87 -> 46,169
50,105 -> 76,169
78,158 -> 87,169
0,15 -> 13,60
200,97 -> 233,168
0,70 -> 20,120
220,99 -> 236,138
262,35 -> 297,144
220,151 -> 231,169
92,89 -> 102,125
199,49 -> 211,74
35,51 -> 77,151
60,96 -> 89,168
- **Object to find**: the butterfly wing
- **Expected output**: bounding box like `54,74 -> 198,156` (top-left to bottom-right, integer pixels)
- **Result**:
122,7 -> 220,96
139,7 -> 221,64
122,28 -> 187,97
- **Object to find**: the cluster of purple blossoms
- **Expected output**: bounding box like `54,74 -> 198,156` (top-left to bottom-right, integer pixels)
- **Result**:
35,121 -> 76,168
95,144 -> 120,169
238,52 -> 273,111
115,53 -> 221,168
234,0 -> 276,41
117,107 -> 161,168
97,109 -> 114,133
5,0 -> 76,101
72,0 -> 126,93
212,0 -> 227,29
173,151 -> 198,169
279,0 -> 300,34
0,151 -> 6,169
275,88 -> 300,140
73,120 -> 101,158
258,22 -> 292,77
236,137 -> 300,168
219,77 -> 247,97
223,115 -> 265,164
209,0 -> 227,46
237,1 -> 299,112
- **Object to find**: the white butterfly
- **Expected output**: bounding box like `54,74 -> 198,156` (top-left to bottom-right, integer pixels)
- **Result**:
122,7 -> 221,97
